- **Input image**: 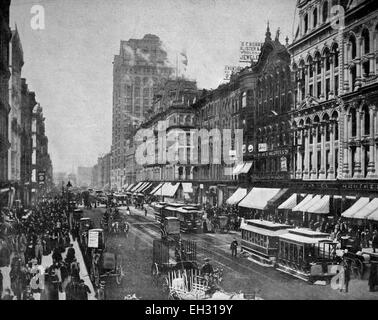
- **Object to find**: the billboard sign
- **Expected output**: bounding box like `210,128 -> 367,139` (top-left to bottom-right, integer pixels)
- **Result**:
239,41 -> 263,63
224,65 -> 243,81
88,230 -> 99,248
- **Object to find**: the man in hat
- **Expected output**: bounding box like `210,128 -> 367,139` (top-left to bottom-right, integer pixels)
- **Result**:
230,238 -> 238,257
201,258 -> 214,276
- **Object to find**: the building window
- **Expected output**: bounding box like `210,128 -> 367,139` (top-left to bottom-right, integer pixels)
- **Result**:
304,14 -> 309,33
242,92 -> 247,108
313,8 -> 318,28
317,82 -> 321,98
335,75 -> 339,96
350,36 -> 357,60
322,1 -> 328,22
335,122 -> 339,140
326,78 -> 330,99
351,108 -> 357,137
362,29 -> 370,54
363,105 -> 370,136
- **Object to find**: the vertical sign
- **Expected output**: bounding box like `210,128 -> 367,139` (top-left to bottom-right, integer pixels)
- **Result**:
239,41 -> 263,63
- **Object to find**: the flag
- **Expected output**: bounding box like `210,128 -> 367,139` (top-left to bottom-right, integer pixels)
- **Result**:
180,52 -> 188,66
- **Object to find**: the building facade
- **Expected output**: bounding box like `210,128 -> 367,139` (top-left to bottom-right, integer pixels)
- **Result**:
0,0 -> 11,187
137,78 -> 198,184
20,79 -> 34,205
243,26 -> 293,185
290,0 -> 378,188
8,28 -> 24,199
111,34 -> 174,190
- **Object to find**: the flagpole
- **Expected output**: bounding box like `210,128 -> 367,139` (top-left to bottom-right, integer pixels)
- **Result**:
176,53 -> 178,79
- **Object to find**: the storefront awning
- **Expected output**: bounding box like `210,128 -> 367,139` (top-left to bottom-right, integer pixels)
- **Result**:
150,183 -> 164,195
134,182 -> 147,193
131,182 -> 143,192
239,162 -> 253,174
232,163 -> 244,175
352,198 -> 378,219
307,195 -> 330,214
158,183 -> 180,197
238,188 -> 281,210
181,182 -> 193,193
292,194 -> 313,211
226,188 -> 247,205
122,184 -> 129,189
301,195 -> 322,212
140,182 -> 152,193
278,193 -> 299,210
341,197 -> 370,218
367,208 -> 378,221
126,184 -> 135,191
267,188 -> 289,207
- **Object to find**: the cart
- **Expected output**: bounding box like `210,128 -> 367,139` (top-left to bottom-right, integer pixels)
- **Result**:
88,229 -> 125,288
151,238 -> 198,293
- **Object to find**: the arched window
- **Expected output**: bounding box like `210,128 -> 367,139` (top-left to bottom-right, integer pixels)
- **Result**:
362,28 -> 370,54
313,8 -> 318,28
350,65 -> 357,91
332,44 -> 339,68
322,1 -> 328,22
308,56 -> 314,77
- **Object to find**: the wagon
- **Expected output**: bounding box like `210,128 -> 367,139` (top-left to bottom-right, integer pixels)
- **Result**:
88,229 -> 125,287
151,238 -> 198,292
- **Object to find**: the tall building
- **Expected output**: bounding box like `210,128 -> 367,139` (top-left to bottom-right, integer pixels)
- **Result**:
8,27 -> 24,199
111,34 -> 174,190
20,79 -> 35,205
0,0 -> 11,187
53,171 -> 67,188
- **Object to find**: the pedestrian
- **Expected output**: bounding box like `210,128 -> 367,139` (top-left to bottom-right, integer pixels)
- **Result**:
372,230 -> 378,253
79,279 -> 91,300
144,207 -> 148,217
35,238 -> 43,265
230,238 -> 238,257
340,259 -> 351,293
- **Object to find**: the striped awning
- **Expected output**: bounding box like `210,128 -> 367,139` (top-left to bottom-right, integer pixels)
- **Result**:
150,183 -> 164,195
232,163 -> 244,175
239,162 -> 253,174
301,195 -> 322,212
140,182 -> 152,193
292,194 -> 314,211
126,184 -> 135,191
158,183 -> 180,197
278,193 -> 298,210
131,182 -> 143,192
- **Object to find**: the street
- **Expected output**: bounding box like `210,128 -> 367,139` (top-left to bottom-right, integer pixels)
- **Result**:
82,206 -> 378,300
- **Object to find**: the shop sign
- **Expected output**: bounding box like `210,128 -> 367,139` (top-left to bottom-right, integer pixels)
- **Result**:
258,143 -> 267,152
248,144 -> 254,153
88,230 -> 99,248
242,144 -> 246,154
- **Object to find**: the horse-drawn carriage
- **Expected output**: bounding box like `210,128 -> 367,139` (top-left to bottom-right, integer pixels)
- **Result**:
87,228 -> 125,288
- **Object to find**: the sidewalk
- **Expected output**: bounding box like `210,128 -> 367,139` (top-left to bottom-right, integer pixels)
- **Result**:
0,236 -> 96,300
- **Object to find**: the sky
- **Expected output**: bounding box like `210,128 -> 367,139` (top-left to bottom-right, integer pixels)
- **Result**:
10,0 -> 297,173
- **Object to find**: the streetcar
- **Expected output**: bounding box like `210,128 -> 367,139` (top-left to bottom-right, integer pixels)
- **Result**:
174,206 -> 202,233
276,228 -> 338,283
240,219 -> 292,266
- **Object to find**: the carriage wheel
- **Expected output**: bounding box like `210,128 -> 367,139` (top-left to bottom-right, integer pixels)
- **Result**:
151,263 -> 159,286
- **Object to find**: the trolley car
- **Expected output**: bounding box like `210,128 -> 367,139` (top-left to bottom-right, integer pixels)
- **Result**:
276,229 -> 338,282
240,219 -> 292,266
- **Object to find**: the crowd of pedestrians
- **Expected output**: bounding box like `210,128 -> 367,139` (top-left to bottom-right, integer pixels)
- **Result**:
0,197 -> 92,300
